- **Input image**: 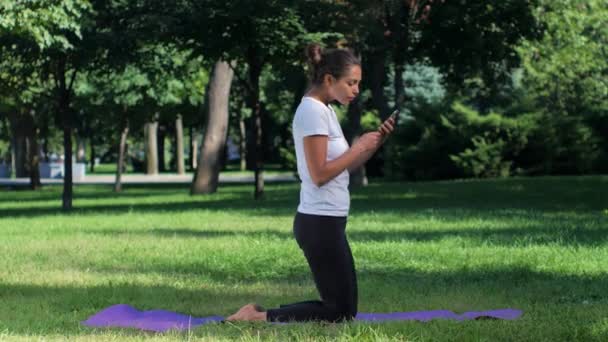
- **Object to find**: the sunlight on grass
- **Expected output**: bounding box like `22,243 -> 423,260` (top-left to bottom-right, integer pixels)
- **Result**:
0,176 -> 607,340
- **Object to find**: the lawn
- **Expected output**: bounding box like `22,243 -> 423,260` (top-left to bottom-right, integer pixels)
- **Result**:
0,176 -> 607,341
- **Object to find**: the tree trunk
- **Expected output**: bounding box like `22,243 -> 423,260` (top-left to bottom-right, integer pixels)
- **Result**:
114,118 -> 129,192
191,60 -> 234,194
392,42 -> 407,111
8,112 -> 28,177
55,55 -> 77,211
90,142 -> 95,173
76,135 -> 86,163
144,120 -> 158,175
394,62 -> 406,111
246,47 -> 264,199
24,113 -> 41,189
41,113 -> 50,162
239,118 -> 247,171
62,119 -> 73,211
28,134 -> 41,189
392,1 -> 413,113
14,130 -> 28,177
346,96 -> 368,188
9,111 -> 42,188
10,131 -> 16,179
253,102 -> 264,199
190,126 -> 199,171
175,114 -> 185,175
157,124 -> 166,172
365,51 -> 391,119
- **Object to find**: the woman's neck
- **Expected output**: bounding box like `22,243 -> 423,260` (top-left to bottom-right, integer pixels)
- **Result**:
305,87 -> 331,105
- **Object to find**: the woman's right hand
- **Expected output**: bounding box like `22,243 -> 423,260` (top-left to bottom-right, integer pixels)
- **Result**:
352,132 -> 382,154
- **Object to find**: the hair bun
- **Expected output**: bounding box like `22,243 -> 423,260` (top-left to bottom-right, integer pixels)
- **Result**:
306,43 -> 323,65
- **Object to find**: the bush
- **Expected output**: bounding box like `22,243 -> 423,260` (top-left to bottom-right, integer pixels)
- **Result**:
443,102 -> 536,178
517,112 -> 600,175
451,136 -> 511,178
384,101 -> 539,180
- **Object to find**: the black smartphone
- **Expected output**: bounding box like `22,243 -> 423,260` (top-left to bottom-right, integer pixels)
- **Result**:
379,110 -> 400,135
389,109 -> 399,125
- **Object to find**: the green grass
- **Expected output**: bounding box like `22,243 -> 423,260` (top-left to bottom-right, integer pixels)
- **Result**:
89,162 -> 133,174
0,176 -> 607,341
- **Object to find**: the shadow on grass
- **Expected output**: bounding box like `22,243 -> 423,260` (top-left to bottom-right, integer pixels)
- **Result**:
0,177 -> 606,219
0,183 -> 298,217
86,218 -> 608,246
0,183 -> 255,203
0,282 -> 284,336
0,196 -> 297,218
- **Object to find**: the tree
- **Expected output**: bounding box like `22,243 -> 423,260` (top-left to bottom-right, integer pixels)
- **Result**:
75,64 -> 150,191
1,0 -> 120,210
0,1 -> 91,189
517,0 -> 607,173
210,4 -> 309,199
421,0 -> 541,107
152,0 -> 313,197
191,60 -> 234,193
0,47 -> 46,189
367,0 -> 544,180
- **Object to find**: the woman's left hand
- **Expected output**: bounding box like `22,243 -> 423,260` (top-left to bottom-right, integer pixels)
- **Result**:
378,117 -> 396,139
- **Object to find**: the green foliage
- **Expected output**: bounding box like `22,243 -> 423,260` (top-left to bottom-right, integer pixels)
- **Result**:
519,113 -> 601,175
360,110 -> 382,132
278,145 -> 297,173
0,0 -> 92,50
421,0 -> 542,87
517,0 -> 608,116
1,0 -> 605,181
443,102 -> 521,179
385,98 -> 541,180
385,62 -> 447,116
451,136 -> 511,178
0,140 -> 9,163
385,0 -> 607,181
516,0 -> 607,174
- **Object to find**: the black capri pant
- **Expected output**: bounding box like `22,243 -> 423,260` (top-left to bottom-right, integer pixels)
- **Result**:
266,212 -> 358,322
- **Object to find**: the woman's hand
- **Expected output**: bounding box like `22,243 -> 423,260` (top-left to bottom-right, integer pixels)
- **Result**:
378,116 -> 396,139
352,131 -> 383,154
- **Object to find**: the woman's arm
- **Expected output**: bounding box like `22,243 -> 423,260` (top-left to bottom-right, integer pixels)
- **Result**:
303,132 -> 381,187
303,117 -> 396,187
347,143 -> 379,173
348,117 -> 396,173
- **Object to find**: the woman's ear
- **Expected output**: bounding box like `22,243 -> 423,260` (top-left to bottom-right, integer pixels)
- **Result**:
323,74 -> 335,87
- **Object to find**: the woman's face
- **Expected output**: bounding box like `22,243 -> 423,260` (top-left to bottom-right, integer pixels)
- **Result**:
326,65 -> 361,105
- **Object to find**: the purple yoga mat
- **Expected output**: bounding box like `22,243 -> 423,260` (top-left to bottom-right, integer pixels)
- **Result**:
82,304 -> 224,332
82,304 -> 523,332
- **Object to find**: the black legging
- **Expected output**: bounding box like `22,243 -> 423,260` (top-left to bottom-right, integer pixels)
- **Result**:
266,212 -> 358,322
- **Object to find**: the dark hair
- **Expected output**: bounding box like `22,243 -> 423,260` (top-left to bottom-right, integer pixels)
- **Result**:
305,43 -> 360,85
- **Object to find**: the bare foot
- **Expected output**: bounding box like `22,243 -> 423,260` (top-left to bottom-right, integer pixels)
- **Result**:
226,303 -> 267,321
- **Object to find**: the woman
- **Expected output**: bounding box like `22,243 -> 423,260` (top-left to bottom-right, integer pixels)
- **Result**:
227,44 -> 395,322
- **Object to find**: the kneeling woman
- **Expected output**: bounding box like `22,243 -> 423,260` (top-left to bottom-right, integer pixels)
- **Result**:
227,44 -> 395,323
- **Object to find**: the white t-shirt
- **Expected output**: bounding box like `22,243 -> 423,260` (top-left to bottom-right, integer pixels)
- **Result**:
293,97 -> 350,217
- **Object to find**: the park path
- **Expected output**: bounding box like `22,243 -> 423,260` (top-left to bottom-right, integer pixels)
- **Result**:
0,173 -> 297,186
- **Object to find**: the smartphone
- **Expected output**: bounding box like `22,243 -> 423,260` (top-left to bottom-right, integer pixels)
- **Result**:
378,110 -> 399,135
389,109 -> 416,124
389,109 -> 399,125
